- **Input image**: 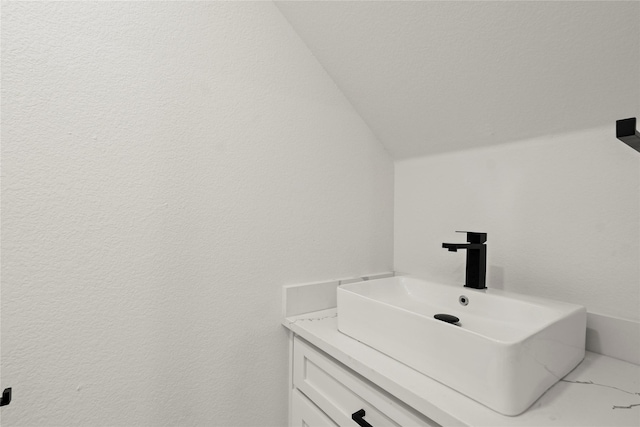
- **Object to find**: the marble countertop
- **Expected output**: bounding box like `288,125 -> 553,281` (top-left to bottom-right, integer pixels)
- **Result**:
283,308 -> 640,427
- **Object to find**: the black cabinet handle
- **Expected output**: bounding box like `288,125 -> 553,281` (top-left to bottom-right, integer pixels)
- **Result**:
352,409 -> 373,427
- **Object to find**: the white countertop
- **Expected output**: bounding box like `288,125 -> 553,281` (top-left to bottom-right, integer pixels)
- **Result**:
283,308 -> 640,427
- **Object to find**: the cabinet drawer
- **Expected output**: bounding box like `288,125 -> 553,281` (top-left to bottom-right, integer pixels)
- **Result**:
293,337 -> 438,427
292,388 -> 338,427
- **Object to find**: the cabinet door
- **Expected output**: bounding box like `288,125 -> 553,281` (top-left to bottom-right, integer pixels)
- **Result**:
291,388 -> 338,427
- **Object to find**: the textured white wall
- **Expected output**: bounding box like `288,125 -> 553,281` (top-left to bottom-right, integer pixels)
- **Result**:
1,2 -> 393,426
395,126 -> 639,321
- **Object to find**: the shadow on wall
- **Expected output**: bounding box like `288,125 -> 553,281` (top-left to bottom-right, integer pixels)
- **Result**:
488,265 -> 505,291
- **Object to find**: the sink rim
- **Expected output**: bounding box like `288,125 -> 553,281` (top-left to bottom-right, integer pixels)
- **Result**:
339,276 -> 586,346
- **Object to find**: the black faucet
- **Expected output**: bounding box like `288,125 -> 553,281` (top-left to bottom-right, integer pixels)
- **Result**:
442,231 -> 487,289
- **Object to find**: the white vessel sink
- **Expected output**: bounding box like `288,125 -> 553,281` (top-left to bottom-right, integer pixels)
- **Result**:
337,276 -> 586,416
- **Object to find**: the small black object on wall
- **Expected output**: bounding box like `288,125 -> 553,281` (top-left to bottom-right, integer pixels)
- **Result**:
0,388 -> 11,407
616,118 -> 640,153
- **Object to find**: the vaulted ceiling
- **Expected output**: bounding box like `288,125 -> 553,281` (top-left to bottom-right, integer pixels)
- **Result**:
276,1 -> 640,159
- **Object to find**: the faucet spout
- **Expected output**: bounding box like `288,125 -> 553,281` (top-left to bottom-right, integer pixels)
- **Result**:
442,243 -> 484,252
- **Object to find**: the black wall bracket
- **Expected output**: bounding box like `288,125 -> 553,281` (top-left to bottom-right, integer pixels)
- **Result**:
0,388 -> 11,407
616,118 -> 640,153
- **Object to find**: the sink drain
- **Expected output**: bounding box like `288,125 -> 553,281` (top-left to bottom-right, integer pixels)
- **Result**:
434,313 -> 460,325
459,295 -> 469,306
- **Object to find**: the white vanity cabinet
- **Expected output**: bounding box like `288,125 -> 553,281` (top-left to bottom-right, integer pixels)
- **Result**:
290,336 -> 440,427
283,297 -> 640,427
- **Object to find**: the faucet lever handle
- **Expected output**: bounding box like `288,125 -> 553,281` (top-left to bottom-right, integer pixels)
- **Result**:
455,231 -> 487,244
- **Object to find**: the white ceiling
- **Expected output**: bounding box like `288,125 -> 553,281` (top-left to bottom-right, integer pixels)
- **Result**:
276,1 -> 640,159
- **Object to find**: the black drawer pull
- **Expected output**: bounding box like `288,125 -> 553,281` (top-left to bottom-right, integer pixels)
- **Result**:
352,409 -> 373,427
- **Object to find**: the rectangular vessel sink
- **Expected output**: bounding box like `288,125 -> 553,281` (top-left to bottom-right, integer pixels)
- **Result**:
337,276 -> 586,416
